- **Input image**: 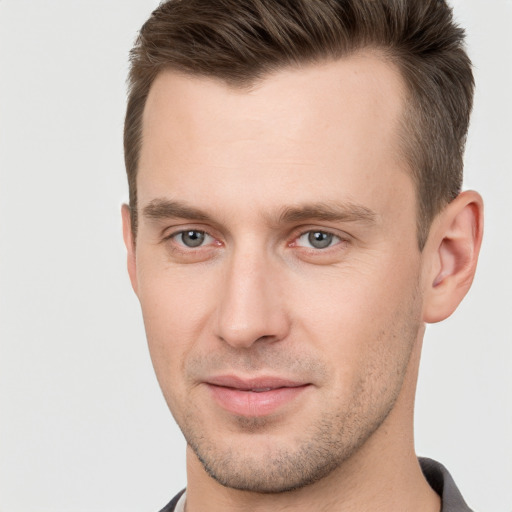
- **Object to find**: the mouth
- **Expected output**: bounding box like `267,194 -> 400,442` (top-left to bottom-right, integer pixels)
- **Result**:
204,375 -> 311,417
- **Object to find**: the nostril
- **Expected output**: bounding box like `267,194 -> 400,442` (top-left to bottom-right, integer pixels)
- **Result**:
255,335 -> 279,343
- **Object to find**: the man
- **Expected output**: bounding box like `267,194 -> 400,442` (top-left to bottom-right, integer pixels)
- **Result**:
121,1 -> 483,510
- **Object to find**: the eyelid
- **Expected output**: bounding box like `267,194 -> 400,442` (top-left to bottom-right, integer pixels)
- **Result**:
161,223 -> 213,240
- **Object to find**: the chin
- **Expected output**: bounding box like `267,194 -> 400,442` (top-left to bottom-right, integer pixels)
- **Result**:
193,442 -> 341,493
181,403 -> 393,494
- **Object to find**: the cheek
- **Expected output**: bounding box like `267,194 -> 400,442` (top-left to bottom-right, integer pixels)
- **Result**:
289,254 -> 421,364
136,262 -> 218,386
292,267 -> 421,422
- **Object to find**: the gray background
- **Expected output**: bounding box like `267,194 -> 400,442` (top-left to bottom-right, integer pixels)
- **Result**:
0,1 -> 510,511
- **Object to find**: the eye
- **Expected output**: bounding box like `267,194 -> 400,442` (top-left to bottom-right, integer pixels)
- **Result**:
296,230 -> 341,249
173,230 -> 214,248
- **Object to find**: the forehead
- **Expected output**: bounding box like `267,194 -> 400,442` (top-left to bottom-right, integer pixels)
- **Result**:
138,53 -> 411,220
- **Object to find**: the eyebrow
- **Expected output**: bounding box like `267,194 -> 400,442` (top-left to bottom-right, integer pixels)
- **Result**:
142,199 -> 210,222
141,198 -> 378,226
277,202 -> 378,225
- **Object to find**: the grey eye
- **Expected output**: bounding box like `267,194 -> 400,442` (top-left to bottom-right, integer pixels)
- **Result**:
296,231 -> 339,249
180,230 -> 206,247
307,231 -> 334,249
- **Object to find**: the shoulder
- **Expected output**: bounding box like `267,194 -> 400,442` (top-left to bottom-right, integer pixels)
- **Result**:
419,458 -> 474,512
158,489 -> 186,512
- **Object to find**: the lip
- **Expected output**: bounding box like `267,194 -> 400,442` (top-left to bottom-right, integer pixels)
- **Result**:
204,375 -> 310,417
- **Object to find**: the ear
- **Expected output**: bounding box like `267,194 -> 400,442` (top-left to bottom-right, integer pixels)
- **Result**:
121,204 -> 138,295
422,190 -> 484,324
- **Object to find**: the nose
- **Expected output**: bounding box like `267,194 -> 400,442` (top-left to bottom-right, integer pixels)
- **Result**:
214,247 -> 290,349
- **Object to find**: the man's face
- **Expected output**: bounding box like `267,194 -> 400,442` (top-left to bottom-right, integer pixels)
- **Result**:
127,55 -> 426,492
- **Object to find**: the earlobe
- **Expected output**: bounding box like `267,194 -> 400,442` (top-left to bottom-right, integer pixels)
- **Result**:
121,204 -> 138,295
422,190 -> 484,324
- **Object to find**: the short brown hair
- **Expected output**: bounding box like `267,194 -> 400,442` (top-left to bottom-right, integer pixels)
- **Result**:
124,0 -> 474,248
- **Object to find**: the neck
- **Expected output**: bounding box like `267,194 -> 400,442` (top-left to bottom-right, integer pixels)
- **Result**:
184,330 -> 440,512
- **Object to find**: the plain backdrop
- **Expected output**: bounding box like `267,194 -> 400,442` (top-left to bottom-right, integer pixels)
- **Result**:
0,1 -> 510,511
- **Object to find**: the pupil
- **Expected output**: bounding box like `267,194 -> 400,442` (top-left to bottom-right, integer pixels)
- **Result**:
182,230 -> 205,247
308,231 -> 332,249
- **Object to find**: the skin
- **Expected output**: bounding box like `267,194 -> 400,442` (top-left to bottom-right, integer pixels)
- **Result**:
122,54 -> 483,512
